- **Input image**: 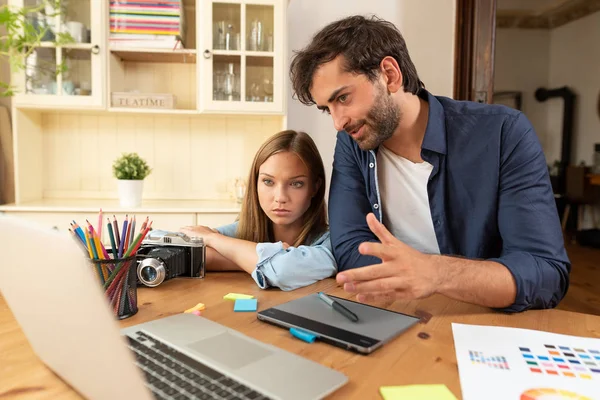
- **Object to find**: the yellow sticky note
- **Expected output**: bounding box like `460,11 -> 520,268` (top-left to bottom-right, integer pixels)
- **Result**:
184,303 -> 206,313
223,293 -> 254,301
379,385 -> 457,400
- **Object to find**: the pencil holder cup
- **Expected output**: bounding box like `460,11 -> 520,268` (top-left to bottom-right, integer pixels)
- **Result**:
89,254 -> 138,320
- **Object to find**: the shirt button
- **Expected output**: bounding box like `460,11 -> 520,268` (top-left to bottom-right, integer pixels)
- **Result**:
435,219 -> 441,226
373,204 -> 379,209
369,162 -> 374,168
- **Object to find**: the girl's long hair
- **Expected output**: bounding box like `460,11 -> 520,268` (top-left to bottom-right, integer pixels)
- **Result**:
236,130 -> 327,247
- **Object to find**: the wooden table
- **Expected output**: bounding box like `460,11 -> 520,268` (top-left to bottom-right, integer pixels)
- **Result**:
2,272 -> 600,399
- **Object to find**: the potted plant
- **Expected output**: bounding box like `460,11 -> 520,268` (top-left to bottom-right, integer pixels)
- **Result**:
112,152 -> 152,208
1,0 -> 73,97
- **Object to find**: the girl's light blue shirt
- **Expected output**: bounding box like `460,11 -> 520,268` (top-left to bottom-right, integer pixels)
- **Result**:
215,222 -> 337,291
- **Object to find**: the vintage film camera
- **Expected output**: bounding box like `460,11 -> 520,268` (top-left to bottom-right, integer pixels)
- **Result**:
136,230 -> 205,287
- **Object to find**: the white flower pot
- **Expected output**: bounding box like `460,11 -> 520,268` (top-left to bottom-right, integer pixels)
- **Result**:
117,179 -> 144,208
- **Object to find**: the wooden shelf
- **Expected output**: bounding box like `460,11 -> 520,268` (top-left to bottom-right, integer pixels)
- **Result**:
108,107 -> 198,115
37,42 -> 95,50
245,51 -> 275,57
211,50 -> 274,57
0,198 -> 241,213
111,48 -> 197,63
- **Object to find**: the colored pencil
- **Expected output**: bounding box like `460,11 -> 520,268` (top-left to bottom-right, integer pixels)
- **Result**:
116,265 -> 132,315
90,226 -> 110,282
92,229 -> 105,260
97,208 -> 103,242
88,227 -> 99,260
107,217 -> 118,259
104,221 -> 152,290
124,217 -> 132,253
87,220 -> 110,259
85,228 -> 105,285
140,216 -> 148,233
113,215 -> 121,250
83,227 -> 94,259
71,221 -> 86,244
69,228 -> 88,254
129,216 -> 136,248
118,216 -> 128,258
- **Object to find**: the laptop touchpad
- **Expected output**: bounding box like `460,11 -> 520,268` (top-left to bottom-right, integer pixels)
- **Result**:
187,332 -> 273,369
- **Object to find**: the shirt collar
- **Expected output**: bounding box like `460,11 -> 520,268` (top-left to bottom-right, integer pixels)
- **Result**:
420,90 -> 447,155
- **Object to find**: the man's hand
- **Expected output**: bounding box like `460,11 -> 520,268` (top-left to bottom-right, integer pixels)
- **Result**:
336,213 -> 444,303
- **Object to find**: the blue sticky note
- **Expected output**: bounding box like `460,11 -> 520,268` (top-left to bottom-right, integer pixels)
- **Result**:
234,299 -> 258,312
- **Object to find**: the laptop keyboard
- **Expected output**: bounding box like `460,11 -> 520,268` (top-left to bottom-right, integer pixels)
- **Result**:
127,331 -> 273,400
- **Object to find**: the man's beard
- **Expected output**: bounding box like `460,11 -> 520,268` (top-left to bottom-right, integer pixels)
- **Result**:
347,83 -> 401,151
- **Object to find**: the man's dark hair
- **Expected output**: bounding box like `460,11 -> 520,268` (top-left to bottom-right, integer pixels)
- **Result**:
290,15 -> 424,106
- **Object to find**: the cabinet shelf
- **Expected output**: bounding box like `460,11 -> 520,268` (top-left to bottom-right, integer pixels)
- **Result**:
37,42 -> 95,50
6,0 -> 286,232
0,198 -> 241,213
108,107 -> 198,115
111,48 -> 197,63
210,50 -> 274,58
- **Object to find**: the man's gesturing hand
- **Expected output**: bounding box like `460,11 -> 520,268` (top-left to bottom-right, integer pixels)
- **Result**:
336,213 -> 444,303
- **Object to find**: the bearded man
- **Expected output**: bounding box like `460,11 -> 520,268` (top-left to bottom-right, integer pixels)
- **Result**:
289,15 -> 569,312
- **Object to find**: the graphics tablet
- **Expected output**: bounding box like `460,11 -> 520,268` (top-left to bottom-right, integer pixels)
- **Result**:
257,293 -> 420,354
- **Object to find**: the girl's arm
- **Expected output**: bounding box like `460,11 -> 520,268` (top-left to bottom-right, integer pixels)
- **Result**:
206,231 -> 336,290
205,247 -> 242,271
181,224 -> 336,290
250,232 -> 337,291
180,223 -> 252,272
203,232 -> 259,274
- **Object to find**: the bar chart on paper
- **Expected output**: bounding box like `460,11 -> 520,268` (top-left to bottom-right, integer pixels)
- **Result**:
452,324 -> 600,400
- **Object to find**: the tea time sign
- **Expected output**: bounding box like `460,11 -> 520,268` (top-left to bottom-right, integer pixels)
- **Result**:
111,92 -> 176,109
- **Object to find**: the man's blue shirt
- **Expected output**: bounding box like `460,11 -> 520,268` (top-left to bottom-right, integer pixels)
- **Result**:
328,90 -> 570,313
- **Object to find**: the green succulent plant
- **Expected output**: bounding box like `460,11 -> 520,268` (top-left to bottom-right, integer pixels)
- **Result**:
112,153 -> 152,180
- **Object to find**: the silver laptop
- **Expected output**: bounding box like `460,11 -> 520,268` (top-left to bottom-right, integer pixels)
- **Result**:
0,215 -> 348,400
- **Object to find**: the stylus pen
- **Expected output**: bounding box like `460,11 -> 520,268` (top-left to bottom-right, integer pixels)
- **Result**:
318,292 -> 359,322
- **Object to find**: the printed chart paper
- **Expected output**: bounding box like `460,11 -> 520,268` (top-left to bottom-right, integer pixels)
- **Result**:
452,323 -> 600,400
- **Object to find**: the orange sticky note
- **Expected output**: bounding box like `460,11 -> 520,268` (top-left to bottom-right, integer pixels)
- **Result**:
184,303 -> 206,313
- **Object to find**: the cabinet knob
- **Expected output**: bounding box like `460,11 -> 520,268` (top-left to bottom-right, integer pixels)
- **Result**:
92,45 -> 100,55
203,49 -> 212,59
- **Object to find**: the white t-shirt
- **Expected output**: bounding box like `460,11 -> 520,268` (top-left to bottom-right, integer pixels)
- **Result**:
376,146 -> 441,254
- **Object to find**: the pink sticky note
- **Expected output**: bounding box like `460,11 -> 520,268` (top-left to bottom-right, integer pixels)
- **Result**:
192,310 -> 202,316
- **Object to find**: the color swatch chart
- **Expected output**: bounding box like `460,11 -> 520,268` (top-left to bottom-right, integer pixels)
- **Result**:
469,350 -> 510,370
519,344 -> 600,380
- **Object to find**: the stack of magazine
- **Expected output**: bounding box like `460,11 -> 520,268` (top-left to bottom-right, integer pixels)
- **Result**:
109,0 -> 186,49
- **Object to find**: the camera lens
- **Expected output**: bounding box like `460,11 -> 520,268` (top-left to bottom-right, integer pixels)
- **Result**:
140,266 -> 157,282
137,258 -> 166,287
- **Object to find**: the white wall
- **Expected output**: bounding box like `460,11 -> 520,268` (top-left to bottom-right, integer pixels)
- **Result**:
286,0 -> 457,198
495,11 -> 600,166
494,29 -> 551,159
548,11 -> 600,166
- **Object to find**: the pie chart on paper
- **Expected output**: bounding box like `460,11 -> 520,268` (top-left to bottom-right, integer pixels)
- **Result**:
520,388 -> 593,400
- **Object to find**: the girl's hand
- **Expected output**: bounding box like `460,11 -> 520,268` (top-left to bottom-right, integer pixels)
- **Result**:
180,225 -> 219,246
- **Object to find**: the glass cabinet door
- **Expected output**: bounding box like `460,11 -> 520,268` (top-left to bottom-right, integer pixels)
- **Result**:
211,2 -> 241,103
202,0 -> 283,113
11,0 -> 104,108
